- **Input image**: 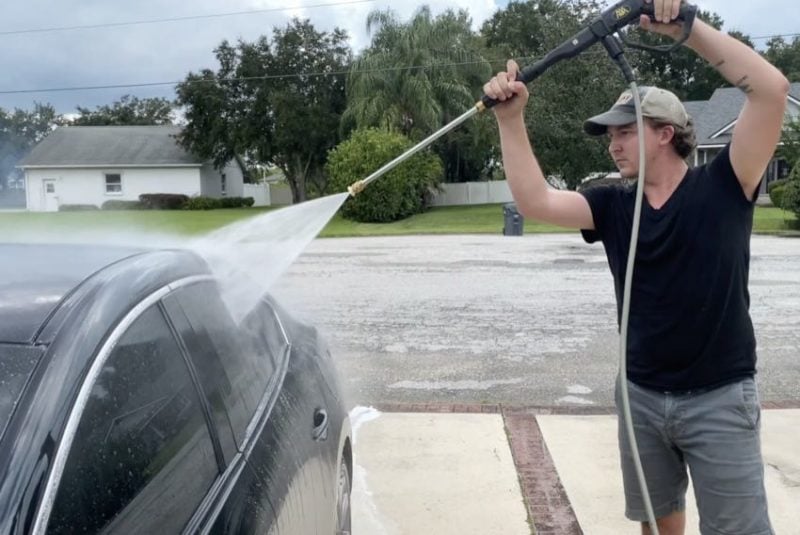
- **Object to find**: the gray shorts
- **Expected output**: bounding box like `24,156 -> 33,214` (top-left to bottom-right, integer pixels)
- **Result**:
615,376 -> 773,535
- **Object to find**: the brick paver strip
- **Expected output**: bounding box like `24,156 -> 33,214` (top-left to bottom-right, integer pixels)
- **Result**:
503,407 -> 583,534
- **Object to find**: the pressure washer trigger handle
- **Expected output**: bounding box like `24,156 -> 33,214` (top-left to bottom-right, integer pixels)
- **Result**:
640,1 -> 697,25
626,2 -> 698,52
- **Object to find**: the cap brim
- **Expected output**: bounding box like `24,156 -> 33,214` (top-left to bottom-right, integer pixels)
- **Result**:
583,109 -> 638,136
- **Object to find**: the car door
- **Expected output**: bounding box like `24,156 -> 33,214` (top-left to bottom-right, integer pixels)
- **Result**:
43,303 -> 221,534
237,299 -> 338,535
162,280 -> 336,534
160,281 -> 283,533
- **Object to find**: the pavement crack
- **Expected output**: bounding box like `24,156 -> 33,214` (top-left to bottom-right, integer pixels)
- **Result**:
767,462 -> 800,488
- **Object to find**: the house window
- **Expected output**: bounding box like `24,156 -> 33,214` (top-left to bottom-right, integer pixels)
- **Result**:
777,159 -> 790,180
221,173 -> 227,196
105,173 -> 122,195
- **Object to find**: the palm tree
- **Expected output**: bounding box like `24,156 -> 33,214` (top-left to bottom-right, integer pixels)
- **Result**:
342,6 -> 494,180
343,6 -> 490,137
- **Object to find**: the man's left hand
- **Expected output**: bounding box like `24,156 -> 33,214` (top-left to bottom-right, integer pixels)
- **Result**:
639,0 -> 686,40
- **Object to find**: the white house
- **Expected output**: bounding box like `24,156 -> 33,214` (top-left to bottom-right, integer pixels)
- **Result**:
685,82 -> 800,196
18,125 -> 245,212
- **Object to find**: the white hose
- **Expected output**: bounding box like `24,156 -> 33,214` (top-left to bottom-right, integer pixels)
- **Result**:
618,81 -> 660,534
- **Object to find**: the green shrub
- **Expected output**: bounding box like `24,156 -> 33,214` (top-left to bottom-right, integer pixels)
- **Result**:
184,196 -> 221,210
769,184 -> 787,209
217,196 -> 255,208
101,200 -> 143,210
767,178 -> 788,193
783,165 -> 800,218
218,197 -> 239,209
326,128 -> 443,223
138,193 -> 189,210
58,204 -> 98,211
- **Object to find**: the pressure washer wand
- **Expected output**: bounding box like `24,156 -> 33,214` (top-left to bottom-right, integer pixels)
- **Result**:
347,0 -> 696,197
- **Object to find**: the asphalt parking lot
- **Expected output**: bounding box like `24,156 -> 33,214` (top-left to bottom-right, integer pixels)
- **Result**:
273,233 -> 800,408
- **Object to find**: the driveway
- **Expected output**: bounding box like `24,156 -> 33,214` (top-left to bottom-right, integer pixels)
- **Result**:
273,234 -> 800,408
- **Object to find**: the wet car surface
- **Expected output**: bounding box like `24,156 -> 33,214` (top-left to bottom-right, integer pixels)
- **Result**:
0,243 -> 351,534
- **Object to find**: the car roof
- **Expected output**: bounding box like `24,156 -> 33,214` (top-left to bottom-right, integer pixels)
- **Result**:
0,243 -> 154,344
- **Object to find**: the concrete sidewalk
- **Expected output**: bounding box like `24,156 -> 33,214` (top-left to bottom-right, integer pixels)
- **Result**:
351,410 -> 530,535
352,408 -> 800,535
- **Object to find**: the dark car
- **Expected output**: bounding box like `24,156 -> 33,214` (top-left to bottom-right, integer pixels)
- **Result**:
0,243 -> 352,534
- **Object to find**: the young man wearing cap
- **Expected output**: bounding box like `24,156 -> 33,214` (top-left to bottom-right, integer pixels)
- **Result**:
483,1 -> 789,534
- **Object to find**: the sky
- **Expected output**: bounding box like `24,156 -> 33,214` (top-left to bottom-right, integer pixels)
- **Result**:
0,0 -> 796,114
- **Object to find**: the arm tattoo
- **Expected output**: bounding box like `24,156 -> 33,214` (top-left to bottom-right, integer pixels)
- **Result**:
736,75 -> 754,94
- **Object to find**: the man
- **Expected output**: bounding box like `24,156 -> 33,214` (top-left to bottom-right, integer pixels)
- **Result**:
483,1 -> 790,534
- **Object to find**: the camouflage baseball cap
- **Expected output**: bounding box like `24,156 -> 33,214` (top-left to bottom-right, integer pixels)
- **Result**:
583,86 -> 689,136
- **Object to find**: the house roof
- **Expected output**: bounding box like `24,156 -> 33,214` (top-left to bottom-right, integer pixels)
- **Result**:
17,125 -> 203,168
690,82 -> 800,148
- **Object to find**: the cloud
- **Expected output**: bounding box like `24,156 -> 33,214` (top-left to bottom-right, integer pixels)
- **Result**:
0,0 -> 792,114
699,0 -> 797,39
0,0 -> 505,113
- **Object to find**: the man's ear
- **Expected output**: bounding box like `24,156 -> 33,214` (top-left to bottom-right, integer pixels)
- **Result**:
660,125 -> 676,146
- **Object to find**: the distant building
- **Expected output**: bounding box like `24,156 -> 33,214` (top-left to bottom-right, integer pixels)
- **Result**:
686,82 -> 800,196
18,126 -> 244,212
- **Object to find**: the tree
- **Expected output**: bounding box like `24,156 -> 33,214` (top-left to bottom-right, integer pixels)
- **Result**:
481,0 -> 622,189
764,36 -> 800,82
70,95 -> 175,125
782,164 -> 800,220
177,19 -> 351,203
343,6 -> 496,182
779,116 -> 800,171
0,103 -> 60,190
624,11 -> 755,101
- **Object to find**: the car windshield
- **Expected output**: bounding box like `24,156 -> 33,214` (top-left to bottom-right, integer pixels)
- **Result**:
0,344 -> 44,440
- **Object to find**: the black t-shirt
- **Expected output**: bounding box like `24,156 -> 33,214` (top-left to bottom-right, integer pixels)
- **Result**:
580,144 -> 758,391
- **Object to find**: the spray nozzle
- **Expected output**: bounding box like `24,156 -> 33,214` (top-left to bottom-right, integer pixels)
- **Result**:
347,180 -> 366,197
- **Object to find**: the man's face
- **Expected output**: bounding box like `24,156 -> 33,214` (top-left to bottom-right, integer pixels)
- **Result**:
606,121 -> 674,178
606,122 -> 643,178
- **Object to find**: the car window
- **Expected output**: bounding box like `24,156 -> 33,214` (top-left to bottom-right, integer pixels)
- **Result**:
240,297 -> 289,364
47,305 -> 218,534
163,282 -> 279,447
0,345 -> 43,441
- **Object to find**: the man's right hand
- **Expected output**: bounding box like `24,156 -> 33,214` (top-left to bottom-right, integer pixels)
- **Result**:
482,59 -> 529,121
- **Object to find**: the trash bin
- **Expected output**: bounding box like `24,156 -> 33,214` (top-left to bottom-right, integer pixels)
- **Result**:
502,203 -> 524,236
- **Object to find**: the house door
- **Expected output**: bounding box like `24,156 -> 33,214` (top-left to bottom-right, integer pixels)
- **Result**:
42,179 -> 58,212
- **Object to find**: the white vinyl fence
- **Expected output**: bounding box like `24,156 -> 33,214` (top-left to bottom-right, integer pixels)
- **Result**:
243,184 -> 270,206
245,180 -> 515,207
242,183 -> 293,206
430,180 -> 514,206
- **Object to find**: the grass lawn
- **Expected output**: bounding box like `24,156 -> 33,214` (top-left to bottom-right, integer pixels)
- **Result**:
752,206 -> 800,234
0,208 -> 277,237
0,203 -> 796,238
319,203 -> 567,237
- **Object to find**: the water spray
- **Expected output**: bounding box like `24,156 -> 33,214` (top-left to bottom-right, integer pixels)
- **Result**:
348,2 -> 697,534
